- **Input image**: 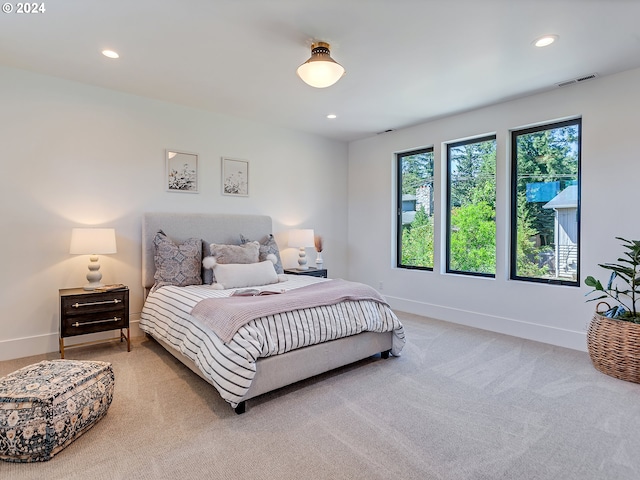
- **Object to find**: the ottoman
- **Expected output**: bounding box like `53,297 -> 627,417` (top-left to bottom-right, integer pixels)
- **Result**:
0,359 -> 114,462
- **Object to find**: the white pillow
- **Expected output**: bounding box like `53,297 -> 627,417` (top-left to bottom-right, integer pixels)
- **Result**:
213,260 -> 279,289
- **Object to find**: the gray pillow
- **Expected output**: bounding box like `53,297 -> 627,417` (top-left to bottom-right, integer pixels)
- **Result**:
210,241 -> 259,264
202,240 -> 260,285
240,233 -> 284,274
153,231 -> 202,290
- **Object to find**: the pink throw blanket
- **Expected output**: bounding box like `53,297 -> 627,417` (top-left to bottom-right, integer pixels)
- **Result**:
190,279 -> 389,343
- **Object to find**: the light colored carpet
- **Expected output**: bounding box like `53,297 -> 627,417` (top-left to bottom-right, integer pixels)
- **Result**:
1,312 -> 639,479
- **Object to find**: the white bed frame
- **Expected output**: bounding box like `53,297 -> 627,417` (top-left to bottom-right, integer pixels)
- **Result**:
142,212 -> 393,413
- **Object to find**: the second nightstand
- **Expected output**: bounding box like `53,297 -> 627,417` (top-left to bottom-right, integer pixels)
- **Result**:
284,267 -> 328,278
59,287 -> 130,358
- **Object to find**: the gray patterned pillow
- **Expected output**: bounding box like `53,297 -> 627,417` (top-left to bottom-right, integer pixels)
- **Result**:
240,233 -> 284,274
153,231 -> 202,290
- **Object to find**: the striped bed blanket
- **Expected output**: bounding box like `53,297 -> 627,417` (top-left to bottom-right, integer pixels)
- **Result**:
140,275 -> 405,408
190,279 -> 390,343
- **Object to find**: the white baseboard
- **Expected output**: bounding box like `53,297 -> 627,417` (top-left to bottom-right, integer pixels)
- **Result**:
0,316 -> 144,362
387,295 -> 587,352
1,303 -> 587,363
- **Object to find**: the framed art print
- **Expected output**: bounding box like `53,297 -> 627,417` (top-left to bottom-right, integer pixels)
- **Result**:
222,157 -> 249,196
166,150 -> 198,193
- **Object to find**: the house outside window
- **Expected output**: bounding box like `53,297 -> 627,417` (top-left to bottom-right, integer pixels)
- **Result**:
397,148 -> 434,269
446,136 -> 497,276
510,118 -> 581,285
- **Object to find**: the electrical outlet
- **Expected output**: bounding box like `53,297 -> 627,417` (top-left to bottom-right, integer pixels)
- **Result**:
378,281 -> 384,290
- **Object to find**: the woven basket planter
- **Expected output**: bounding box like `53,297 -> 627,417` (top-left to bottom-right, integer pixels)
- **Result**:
587,309 -> 640,384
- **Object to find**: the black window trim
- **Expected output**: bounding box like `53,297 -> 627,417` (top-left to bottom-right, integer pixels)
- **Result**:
396,147 -> 434,271
509,117 -> 582,286
445,134 -> 497,278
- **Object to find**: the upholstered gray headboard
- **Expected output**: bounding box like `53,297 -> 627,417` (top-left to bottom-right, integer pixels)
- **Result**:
142,212 -> 273,289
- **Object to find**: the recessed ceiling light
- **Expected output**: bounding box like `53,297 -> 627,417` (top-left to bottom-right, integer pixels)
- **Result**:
533,35 -> 558,48
327,114 -> 337,119
102,49 -> 119,59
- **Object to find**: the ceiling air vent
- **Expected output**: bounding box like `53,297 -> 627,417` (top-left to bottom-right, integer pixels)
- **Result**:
557,73 -> 598,88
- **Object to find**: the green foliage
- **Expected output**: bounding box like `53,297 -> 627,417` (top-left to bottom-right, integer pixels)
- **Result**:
401,206 -> 433,268
585,237 -> 640,322
401,151 -> 433,195
513,191 -> 551,278
449,202 -> 495,274
450,140 -> 496,210
515,125 -> 578,245
447,139 -> 497,273
471,155 -> 497,208
512,123 -> 579,278
399,125 -> 577,278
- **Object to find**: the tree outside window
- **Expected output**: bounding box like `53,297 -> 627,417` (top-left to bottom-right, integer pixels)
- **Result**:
510,119 -> 581,285
397,148 -> 434,269
447,136 -> 497,276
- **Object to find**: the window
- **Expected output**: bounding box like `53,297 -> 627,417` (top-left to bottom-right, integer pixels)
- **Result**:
397,148 -> 434,269
510,118 -> 581,285
446,136 -> 497,276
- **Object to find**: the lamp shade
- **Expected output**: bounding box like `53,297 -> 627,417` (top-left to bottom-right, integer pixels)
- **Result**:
296,42 -> 345,88
289,229 -> 315,248
69,228 -> 117,255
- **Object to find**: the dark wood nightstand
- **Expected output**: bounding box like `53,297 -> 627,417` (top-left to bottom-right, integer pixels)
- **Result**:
284,267 -> 328,278
59,287 -> 130,358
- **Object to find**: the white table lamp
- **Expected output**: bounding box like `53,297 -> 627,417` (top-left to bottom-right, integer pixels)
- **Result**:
69,228 -> 117,290
289,229 -> 315,270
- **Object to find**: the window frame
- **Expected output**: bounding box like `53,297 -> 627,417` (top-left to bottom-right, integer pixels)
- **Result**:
445,134 -> 497,278
509,118 -> 582,286
396,147 -> 435,271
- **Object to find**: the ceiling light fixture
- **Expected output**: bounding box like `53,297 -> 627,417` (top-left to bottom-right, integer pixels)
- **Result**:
327,114 -> 337,119
533,35 -> 558,47
102,49 -> 119,59
296,42 -> 345,88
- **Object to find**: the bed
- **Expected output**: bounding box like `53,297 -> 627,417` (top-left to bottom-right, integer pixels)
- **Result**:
139,212 -> 405,413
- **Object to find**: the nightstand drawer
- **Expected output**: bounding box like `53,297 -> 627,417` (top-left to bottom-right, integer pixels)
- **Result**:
61,290 -> 127,316
61,311 -> 127,337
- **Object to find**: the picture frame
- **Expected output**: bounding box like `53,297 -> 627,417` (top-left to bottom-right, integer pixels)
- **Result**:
221,157 -> 249,196
166,149 -> 198,193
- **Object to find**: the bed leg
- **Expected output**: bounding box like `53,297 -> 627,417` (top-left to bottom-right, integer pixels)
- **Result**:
381,350 -> 391,359
234,401 -> 246,415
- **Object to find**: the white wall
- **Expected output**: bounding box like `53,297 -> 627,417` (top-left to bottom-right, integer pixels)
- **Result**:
0,66 -> 348,361
348,67 -> 640,351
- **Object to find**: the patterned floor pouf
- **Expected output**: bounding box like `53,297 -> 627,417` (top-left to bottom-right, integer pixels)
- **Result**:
0,359 -> 114,462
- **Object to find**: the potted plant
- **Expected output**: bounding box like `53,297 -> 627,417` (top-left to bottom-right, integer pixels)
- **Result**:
584,237 -> 640,383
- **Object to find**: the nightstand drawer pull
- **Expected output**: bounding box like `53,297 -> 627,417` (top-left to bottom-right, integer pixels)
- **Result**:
71,299 -> 122,308
72,317 -> 121,327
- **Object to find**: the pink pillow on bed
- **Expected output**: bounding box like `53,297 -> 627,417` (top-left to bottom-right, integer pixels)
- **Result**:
212,260 -> 279,289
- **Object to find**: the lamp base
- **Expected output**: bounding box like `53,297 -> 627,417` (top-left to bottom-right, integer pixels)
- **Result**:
83,255 -> 104,290
297,247 -> 309,270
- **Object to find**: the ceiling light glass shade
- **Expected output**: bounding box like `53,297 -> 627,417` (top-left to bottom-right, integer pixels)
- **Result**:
296,42 -> 345,88
533,35 -> 558,47
102,49 -> 119,59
